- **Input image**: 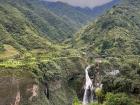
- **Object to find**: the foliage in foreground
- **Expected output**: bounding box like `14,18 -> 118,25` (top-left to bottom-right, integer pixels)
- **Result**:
104,93 -> 136,105
72,93 -> 137,105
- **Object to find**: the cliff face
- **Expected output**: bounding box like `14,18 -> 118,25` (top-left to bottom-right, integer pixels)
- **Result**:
37,57 -> 87,105
0,77 -> 37,105
0,57 -> 87,105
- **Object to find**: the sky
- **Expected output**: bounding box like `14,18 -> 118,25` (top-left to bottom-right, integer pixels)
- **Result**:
46,0 -> 113,8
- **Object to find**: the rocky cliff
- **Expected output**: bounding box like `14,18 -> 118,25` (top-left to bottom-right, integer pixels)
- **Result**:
0,57 -> 87,105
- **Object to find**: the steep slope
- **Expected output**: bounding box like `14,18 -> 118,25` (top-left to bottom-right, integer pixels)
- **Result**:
75,0 -> 140,57
0,0 -> 77,42
75,0 -> 121,19
0,1 -> 88,105
0,0 -> 120,44
74,0 -> 140,101
43,0 -> 120,28
0,0 -> 140,105
0,57 -> 87,105
0,1 -> 52,52
42,1 -> 92,28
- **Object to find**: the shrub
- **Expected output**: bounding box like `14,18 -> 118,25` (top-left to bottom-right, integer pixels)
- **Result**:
90,102 -> 101,105
72,97 -> 81,105
95,88 -> 104,104
0,45 -> 5,52
104,93 -> 136,105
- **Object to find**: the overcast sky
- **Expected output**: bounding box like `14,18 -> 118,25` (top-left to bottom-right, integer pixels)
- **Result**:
46,0 -> 113,8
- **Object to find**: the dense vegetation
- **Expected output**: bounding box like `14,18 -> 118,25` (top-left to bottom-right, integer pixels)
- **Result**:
74,0 -> 140,104
73,93 -> 137,105
0,0 -> 140,105
75,1 -> 140,56
0,0 -> 119,54
45,0 -> 120,27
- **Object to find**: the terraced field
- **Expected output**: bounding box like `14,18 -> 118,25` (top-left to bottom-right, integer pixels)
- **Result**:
0,44 -> 19,60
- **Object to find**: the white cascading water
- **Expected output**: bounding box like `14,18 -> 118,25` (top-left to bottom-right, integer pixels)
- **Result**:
83,65 -> 94,105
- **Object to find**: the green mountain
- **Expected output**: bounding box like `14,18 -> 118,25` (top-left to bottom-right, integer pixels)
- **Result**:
43,1 -> 91,29
0,1 -> 50,51
0,0 -> 78,43
0,0 -> 140,105
0,0 -> 120,56
0,0 -> 119,50
43,0 -> 120,29
74,0 -> 140,103
75,0 -> 140,57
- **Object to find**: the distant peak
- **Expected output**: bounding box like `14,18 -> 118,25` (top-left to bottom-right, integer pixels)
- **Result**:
45,0 -> 118,8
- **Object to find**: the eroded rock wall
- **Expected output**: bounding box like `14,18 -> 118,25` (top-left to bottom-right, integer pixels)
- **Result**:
0,57 -> 87,105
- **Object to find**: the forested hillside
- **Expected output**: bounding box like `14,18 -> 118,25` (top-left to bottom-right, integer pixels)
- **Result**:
0,0 -> 140,105
0,0 -> 119,52
75,0 -> 140,56
0,0 -> 76,45
43,0 -> 120,29
74,0 -> 140,104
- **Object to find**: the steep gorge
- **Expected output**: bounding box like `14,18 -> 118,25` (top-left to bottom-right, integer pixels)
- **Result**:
0,0 -> 140,105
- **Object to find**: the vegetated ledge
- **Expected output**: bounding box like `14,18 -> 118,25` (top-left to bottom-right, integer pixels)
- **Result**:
0,56 -> 87,79
0,56 -> 87,105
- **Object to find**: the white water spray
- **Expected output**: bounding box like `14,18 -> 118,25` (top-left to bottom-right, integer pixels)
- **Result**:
83,65 -> 94,105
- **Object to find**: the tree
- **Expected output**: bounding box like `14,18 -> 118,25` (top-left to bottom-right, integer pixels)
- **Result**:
73,97 -> 81,105
95,88 -> 104,104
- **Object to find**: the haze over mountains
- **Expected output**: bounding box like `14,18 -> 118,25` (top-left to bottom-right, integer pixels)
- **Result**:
0,0 -> 120,50
46,0 -> 114,8
44,0 -> 120,26
0,0 -> 140,105
75,0 -> 140,56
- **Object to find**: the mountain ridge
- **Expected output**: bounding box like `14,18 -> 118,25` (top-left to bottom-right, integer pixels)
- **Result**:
74,0 -> 140,57
0,0 -> 140,105
43,0 -> 121,26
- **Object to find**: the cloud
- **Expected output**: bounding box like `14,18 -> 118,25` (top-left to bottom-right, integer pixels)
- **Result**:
46,0 -> 113,8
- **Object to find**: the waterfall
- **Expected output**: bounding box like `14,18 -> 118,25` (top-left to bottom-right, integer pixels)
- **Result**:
83,65 -> 94,105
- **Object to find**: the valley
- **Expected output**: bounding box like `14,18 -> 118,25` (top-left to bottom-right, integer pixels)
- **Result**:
0,0 -> 140,105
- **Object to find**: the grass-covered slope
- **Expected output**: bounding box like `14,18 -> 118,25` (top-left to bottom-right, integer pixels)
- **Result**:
0,0 -> 81,60
0,0 -> 76,43
43,0 -> 120,29
74,0 -> 140,57
0,0 -> 139,105
0,0 -> 120,50
43,1 -> 92,28
73,0 -> 140,104
0,0 -> 56,53
47,1 -> 140,104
